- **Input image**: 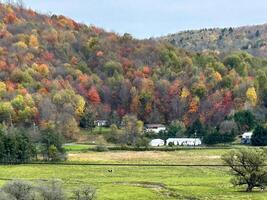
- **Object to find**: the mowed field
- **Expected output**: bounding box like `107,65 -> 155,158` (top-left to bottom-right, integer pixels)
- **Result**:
0,149 -> 266,200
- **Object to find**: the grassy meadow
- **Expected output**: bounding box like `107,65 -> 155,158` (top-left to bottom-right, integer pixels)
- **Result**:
0,148 -> 267,199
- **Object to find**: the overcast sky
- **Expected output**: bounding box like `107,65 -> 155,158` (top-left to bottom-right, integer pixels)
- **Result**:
23,0 -> 267,39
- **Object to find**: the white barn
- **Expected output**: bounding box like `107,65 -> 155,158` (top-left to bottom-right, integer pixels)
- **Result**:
241,131 -> 253,144
94,120 -> 109,127
149,139 -> 165,147
166,138 -> 202,146
145,124 -> 166,133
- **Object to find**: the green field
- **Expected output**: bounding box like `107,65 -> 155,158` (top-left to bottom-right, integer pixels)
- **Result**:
0,149 -> 266,200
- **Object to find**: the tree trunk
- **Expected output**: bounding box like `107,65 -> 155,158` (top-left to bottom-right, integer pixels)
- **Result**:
246,184 -> 253,192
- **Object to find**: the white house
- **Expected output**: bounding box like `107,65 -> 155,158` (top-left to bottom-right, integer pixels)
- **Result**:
149,139 -> 165,147
241,131 -> 253,144
94,120 -> 109,127
145,124 -> 166,133
166,138 -> 202,146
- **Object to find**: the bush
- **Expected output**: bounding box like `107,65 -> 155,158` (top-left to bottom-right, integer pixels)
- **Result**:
73,186 -> 96,200
38,180 -> 65,200
0,191 -> 14,200
2,180 -> 34,200
93,145 -> 109,152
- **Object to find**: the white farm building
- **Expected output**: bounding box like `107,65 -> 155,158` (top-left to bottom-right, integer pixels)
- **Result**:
149,139 -> 165,147
241,131 -> 253,144
166,138 -> 202,146
145,124 -> 166,133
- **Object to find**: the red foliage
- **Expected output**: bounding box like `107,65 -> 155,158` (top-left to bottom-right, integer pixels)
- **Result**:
96,51 -> 104,57
19,88 -> 28,95
168,80 -> 180,96
117,107 -> 126,117
143,66 -> 151,75
0,60 -> 7,70
87,87 -> 101,104
42,52 -> 54,62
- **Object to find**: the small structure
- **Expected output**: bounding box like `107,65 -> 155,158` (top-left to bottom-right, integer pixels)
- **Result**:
145,124 -> 166,133
166,138 -> 202,146
149,139 -> 165,147
94,120 -> 109,127
241,131 -> 253,144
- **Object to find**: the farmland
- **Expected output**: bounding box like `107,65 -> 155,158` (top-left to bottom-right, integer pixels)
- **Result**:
0,148 -> 266,200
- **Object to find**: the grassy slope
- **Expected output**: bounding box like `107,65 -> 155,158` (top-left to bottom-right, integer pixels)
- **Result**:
0,149 -> 266,199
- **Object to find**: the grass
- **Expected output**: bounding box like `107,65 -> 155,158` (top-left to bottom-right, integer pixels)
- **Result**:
67,149 -> 227,164
0,149 -> 266,199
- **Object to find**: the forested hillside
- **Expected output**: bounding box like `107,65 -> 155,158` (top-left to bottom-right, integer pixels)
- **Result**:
1,3 -> 267,139
162,24 -> 267,57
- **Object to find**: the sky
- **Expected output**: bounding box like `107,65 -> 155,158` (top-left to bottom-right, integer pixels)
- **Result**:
23,0 -> 267,39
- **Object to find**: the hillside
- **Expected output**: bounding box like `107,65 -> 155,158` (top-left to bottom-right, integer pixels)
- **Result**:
161,24 -> 267,57
1,3 -> 267,139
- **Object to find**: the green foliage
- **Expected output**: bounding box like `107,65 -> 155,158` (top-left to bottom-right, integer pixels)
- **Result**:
224,55 -> 242,69
222,148 -> 267,192
185,119 -> 206,138
0,128 -> 36,163
40,127 -> 66,161
251,125 -> 267,146
234,110 -> 256,132
203,129 -> 235,145
79,109 -> 95,131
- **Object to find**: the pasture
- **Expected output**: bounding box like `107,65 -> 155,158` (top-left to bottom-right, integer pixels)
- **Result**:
0,149 -> 266,200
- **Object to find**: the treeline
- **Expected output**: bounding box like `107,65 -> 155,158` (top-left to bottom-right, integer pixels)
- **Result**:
0,126 -> 66,163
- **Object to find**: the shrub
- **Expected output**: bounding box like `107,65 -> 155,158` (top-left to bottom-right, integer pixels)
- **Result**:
93,145 -> 108,152
2,180 -> 34,200
73,186 -> 96,200
38,180 -> 65,200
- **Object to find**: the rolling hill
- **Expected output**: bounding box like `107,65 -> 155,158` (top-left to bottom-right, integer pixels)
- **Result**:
1,2 -> 267,139
161,24 -> 267,57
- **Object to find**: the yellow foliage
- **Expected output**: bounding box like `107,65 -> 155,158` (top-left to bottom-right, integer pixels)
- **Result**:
0,81 -> 7,96
34,64 -> 50,76
214,72 -> 222,81
29,35 -> 39,49
180,87 -> 190,98
14,41 -> 27,49
246,87 -> 257,105
75,95 -> 86,116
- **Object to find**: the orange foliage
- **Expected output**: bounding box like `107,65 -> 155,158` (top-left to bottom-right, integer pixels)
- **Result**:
87,87 -> 101,104
4,13 -> 17,24
29,35 -> 39,49
19,88 -> 28,95
143,66 -> 151,75
6,81 -> 15,92
38,88 -> 49,95
188,98 -> 199,113
78,74 -> 90,85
